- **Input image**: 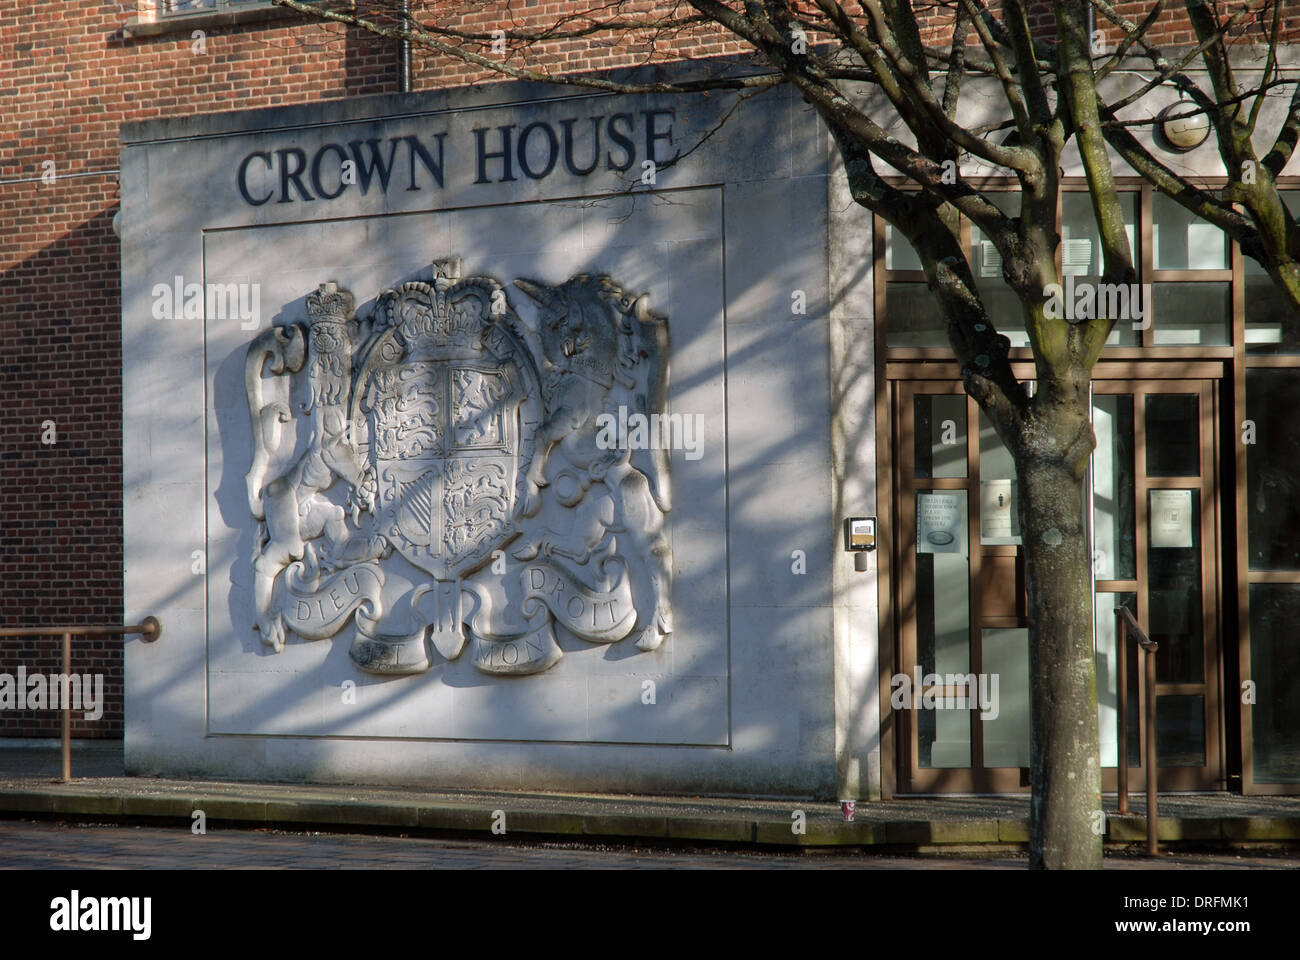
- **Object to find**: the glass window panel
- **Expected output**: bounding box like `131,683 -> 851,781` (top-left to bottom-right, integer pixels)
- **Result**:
914,395 -> 967,479
1144,394 -> 1200,477
1147,489 -> 1203,683
1061,192 -> 1140,279
1243,264 -> 1300,354
1155,695 -> 1206,767
976,282 -> 1029,348
885,282 -> 946,347
1153,192 -> 1227,269
1060,192 -> 1141,346
1091,394 -> 1136,580
917,696 -> 941,767
981,627 -> 1031,768
162,0 -> 218,13
1103,318 -> 1142,348
970,193 -> 1030,348
979,408 -> 1020,545
916,492 -> 971,769
978,408 -> 1016,481
885,223 -> 924,271
1246,369 -> 1300,570
1066,192 -> 1140,275
1151,283 -> 1231,345
928,686 -> 974,768
162,0 -> 278,13
1244,191 -> 1300,354
1095,593 -> 1140,767
1248,584 -> 1300,782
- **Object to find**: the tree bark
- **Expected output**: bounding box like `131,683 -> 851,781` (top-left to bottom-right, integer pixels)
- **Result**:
1018,376 -> 1103,870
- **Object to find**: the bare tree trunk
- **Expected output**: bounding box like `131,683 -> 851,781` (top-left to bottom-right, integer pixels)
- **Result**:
1018,385 -> 1103,870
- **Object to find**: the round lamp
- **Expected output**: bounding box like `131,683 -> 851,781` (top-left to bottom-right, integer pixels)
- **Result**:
1158,100 -> 1210,152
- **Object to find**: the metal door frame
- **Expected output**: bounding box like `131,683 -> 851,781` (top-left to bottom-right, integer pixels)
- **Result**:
884,367 -> 1225,794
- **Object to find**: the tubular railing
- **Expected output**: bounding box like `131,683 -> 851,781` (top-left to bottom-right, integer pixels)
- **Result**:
1115,605 -> 1158,856
0,618 -> 161,782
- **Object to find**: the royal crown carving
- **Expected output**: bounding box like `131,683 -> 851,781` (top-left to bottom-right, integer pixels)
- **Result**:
243,259 -> 673,676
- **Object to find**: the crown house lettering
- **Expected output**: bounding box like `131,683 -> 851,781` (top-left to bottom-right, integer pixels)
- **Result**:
235,111 -> 676,205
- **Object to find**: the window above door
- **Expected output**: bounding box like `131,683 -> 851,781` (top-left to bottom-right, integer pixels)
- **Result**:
875,180 -> 1299,357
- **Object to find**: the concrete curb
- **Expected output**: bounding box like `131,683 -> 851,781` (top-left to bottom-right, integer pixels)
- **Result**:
4,785 -> 1300,850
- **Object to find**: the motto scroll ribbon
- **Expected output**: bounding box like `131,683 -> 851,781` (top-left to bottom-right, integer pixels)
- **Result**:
283,563 -> 384,640
284,558 -> 637,675
521,562 -> 636,642
460,560 -> 637,675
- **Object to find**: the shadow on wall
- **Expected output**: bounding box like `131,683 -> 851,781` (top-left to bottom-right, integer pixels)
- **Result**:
0,12 -> 399,743
0,194 -> 125,739
344,23 -> 398,97
108,86 -> 866,797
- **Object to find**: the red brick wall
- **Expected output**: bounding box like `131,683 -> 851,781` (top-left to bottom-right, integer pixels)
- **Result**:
1,5 -> 400,739
914,0 -> 1300,47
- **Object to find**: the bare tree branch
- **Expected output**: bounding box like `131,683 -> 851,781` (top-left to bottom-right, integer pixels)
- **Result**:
270,0 -> 783,94
942,2 -> 972,118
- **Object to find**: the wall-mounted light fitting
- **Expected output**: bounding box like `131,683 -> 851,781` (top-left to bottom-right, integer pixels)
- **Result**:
1158,98 -> 1210,152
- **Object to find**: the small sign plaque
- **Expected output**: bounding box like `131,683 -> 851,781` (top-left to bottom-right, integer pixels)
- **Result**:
980,478 -> 1021,545
849,518 -> 876,550
917,492 -> 967,556
1149,489 -> 1194,549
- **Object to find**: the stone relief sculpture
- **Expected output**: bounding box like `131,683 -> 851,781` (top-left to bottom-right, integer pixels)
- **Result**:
243,259 -> 673,676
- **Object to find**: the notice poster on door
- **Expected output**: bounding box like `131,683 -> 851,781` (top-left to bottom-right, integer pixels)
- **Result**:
1149,488 -> 1194,549
980,478 -> 1021,545
917,492 -> 967,555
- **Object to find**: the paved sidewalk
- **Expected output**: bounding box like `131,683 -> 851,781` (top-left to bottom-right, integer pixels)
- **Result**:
4,820 -> 1297,869
2,742 -> 1299,851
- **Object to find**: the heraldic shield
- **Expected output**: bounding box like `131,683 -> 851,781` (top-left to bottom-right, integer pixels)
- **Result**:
359,279 -> 536,580
243,258 -> 674,678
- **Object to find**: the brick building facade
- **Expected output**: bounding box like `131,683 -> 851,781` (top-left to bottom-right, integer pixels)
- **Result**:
0,1 -> 1291,741
1,0 -> 747,739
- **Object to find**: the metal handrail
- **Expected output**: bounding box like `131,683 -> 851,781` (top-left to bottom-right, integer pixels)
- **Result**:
0,618 -> 161,782
1115,605 -> 1158,856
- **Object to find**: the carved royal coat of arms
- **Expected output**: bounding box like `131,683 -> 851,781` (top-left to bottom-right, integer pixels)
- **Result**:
243,260 -> 673,676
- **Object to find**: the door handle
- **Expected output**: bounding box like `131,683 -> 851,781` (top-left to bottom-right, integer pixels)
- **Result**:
1017,546 -> 1028,625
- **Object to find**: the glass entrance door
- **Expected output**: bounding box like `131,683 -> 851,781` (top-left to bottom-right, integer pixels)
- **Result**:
1092,380 -> 1223,792
894,381 -> 1029,793
891,378 -> 1223,793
